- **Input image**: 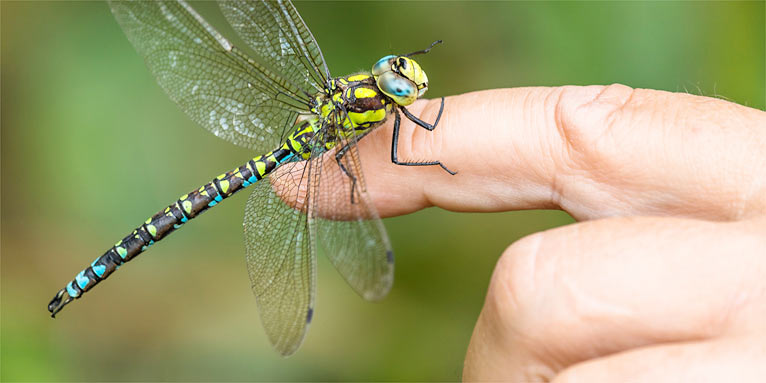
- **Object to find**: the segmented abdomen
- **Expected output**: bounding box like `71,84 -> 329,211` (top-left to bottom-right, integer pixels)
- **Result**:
47,143 -> 298,316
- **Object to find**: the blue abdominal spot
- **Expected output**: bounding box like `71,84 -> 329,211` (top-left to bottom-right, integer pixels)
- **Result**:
66,282 -> 80,298
76,271 -> 90,289
92,264 -> 106,278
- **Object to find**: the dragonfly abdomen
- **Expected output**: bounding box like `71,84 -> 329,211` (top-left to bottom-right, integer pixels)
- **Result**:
47,144 -> 298,317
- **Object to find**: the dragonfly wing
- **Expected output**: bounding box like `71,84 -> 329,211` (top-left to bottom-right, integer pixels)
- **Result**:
244,160 -> 316,356
218,0 -> 330,93
308,135 -> 394,301
109,0 -> 313,152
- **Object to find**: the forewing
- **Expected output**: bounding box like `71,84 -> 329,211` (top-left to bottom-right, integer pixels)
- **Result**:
309,136 -> 394,301
243,160 -> 315,356
109,0 -> 312,152
218,0 -> 329,93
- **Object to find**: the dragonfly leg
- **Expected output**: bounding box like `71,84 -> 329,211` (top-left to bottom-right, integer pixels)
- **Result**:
391,104 -> 457,175
335,143 -> 358,204
399,96 -> 444,131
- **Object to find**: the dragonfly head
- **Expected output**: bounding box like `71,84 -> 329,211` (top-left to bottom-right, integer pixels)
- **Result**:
372,40 -> 441,106
372,55 -> 428,106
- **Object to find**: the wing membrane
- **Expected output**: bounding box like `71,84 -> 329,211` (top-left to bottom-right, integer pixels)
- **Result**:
243,158 -> 316,356
218,0 -> 329,93
308,134 -> 394,301
109,0 -> 315,152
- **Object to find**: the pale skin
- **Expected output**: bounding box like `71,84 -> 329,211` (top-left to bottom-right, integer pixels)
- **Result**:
280,84 -> 766,381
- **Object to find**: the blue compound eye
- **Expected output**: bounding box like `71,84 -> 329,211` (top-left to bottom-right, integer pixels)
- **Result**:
372,55 -> 396,76
377,71 -> 417,106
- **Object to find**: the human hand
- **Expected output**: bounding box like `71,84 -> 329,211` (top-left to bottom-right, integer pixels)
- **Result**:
355,85 -> 766,381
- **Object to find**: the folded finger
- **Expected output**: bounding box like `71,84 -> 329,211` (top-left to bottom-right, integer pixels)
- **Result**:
462,216 -> 766,381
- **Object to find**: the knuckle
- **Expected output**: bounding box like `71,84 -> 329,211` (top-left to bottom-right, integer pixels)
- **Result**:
553,83 -> 638,171
547,84 -> 644,216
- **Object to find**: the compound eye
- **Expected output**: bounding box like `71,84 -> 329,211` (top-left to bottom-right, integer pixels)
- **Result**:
372,55 -> 397,76
377,71 -> 417,106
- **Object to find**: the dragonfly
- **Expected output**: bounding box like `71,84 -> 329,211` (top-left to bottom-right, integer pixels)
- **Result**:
47,0 -> 453,356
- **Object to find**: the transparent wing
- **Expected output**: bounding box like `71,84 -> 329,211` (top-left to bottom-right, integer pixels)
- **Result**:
308,133 -> 394,301
218,0 -> 330,94
109,0 -> 317,152
243,158 -> 316,356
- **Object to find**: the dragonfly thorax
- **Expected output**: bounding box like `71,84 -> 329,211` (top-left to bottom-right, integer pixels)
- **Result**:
310,74 -> 392,140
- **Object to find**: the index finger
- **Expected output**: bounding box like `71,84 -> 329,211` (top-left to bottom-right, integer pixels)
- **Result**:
347,84 -> 766,220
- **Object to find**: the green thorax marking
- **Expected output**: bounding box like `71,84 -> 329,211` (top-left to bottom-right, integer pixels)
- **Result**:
310,73 -> 392,142
285,117 -> 319,160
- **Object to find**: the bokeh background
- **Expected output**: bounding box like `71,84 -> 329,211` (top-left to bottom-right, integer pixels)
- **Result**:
2,1 -> 763,381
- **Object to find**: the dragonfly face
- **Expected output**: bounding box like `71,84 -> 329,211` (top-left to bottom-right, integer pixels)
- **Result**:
372,55 -> 429,106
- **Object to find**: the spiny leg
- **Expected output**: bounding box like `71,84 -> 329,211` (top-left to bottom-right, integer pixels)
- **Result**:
400,96 -> 445,131
391,99 -> 456,175
335,143 -> 358,204
335,129 -> 375,205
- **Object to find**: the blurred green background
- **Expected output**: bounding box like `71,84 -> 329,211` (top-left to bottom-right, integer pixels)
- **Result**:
2,1 -> 763,381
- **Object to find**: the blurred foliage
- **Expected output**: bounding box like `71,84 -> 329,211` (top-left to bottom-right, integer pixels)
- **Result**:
1,1 -> 763,381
